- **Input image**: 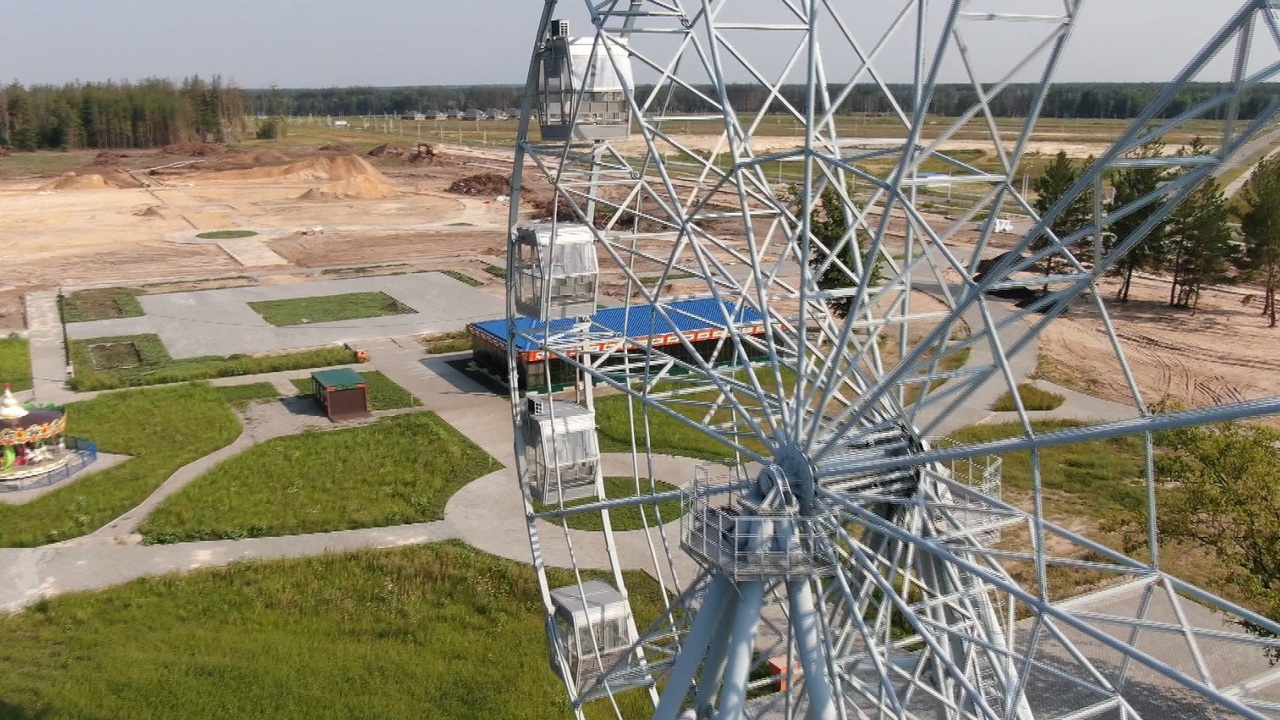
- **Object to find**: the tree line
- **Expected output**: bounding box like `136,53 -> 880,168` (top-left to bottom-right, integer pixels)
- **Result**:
0,77 -> 248,151
250,82 -> 1280,121
1032,142 -> 1280,327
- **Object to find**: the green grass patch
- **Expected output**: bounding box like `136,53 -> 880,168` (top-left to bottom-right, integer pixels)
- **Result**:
68,333 -> 358,391
141,412 -> 500,543
482,264 -> 507,279
59,287 -> 144,323
0,383 -> 241,547
534,477 -> 682,531
290,370 -> 418,410
194,229 -> 258,240
420,330 -> 472,355
319,263 -> 410,276
440,269 -> 484,287
596,394 -> 740,462
992,383 -> 1066,412
0,334 -> 32,391
0,542 -> 659,720
951,420 -> 1147,517
250,291 -> 416,327
214,382 -> 280,408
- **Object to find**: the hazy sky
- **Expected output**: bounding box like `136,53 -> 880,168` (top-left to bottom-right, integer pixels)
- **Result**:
0,1 -> 1268,88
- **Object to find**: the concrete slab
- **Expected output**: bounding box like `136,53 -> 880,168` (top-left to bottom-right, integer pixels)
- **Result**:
65,272 -> 505,359
217,238 -> 290,267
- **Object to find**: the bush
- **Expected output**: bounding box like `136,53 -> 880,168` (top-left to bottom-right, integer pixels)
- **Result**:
991,383 -> 1066,412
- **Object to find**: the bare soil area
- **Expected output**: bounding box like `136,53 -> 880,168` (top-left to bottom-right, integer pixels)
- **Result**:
0,140 -> 1273,418
1038,273 -> 1280,411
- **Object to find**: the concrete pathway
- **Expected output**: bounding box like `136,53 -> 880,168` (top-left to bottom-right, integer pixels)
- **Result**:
64,272 -> 504,359
23,291 -> 75,407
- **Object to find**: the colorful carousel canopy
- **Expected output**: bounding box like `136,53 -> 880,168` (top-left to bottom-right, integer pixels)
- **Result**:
0,384 -> 64,447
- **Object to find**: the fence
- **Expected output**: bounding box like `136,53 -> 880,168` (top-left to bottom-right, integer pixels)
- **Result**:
0,437 -> 99,493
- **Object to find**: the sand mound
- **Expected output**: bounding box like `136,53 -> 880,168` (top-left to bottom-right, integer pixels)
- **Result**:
162,142 -> 226,156
318,143 -> 355,153
92,151 -> 129,166
39,170 -> 142,191
41,174 -> 112,191
134,205 -> 165,217
200,154 -> 389,183
297,173 -> 398,201
250,149 -> 290,164
446,172 -> 518,196
368,143 -> 410,158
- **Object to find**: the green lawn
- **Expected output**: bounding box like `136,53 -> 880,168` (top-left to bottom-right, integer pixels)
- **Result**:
68,333 -> 357,391
141,412 -> 501,543
289,370 -> 419,410
250,291 -> 416,327
535,477 -> 682,531
194,229 -> 258,240
440,269 -> 484,287
60,287 -> 144,322
0,334 -> 32,391
0,542 -> 660,720
991,383 -> 1067,412
950,420 -> 1147,518
0,383 -> 241,547
214,382 -> 280,408
419,330 -> 472,354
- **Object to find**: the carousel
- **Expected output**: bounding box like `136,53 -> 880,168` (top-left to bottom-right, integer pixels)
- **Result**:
0,384 -> 90,490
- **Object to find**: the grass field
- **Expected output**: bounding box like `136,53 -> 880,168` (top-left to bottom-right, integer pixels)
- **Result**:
289,370 -> 418,410
194,229 -> 258,240
952,420 -> 1146,519
440,269 -> 484,287
0,334 -> 32,392
250,291 -> 416,327
140,412 -> 500,544
419,330 -> 472,354
534,477 -> 682,532
991,383 -> 1067,412
0,542 -> 661,720
213,382 -> 280,408
68,334 -> 358,391
0,384 -> 241,547
60,287 -> 144,323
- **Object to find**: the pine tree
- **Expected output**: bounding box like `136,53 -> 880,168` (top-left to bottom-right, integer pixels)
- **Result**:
1237,155 -> 1280,328
1165,151 -> 1234,312
794,183 -> 881,320
1105,140 -> 1168,302
1030,151 -> 1091,283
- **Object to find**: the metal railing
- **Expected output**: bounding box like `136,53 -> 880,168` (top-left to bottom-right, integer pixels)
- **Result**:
0,437 -> 99,493
681,465 -> 836,580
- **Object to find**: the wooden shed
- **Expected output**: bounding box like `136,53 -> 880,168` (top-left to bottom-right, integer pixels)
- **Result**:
310,368 -> 370,421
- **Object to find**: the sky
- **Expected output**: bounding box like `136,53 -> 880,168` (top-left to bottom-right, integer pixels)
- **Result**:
0,1 -> 1270,89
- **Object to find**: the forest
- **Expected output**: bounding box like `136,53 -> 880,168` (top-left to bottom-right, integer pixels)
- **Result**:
249,82 -> 1280,123
0,77 -> 247,151
2,79 -> 1278,151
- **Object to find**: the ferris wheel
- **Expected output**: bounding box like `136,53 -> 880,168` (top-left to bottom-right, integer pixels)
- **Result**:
501,2 -> 1280,718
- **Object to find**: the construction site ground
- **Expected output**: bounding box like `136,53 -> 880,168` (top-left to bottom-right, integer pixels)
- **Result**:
0,136 -> 1276,414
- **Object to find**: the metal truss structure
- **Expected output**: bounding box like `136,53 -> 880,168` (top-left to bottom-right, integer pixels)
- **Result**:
503,2 -> 1280,718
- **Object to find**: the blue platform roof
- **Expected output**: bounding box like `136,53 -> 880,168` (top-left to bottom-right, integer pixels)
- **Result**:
468,298 -> 766,353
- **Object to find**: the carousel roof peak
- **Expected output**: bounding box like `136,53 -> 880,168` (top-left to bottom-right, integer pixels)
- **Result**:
0,384 -> 28,420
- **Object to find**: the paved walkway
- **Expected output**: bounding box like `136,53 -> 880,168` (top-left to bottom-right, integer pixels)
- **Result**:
64,272 -> 504,359
24,291 -> 75,407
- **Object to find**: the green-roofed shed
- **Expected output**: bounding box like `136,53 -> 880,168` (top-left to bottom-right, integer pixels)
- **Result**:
310,368 -> 370,421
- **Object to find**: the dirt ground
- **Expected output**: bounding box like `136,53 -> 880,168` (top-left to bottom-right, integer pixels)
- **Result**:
0,138 -> 1273,418
1037,273 -> 1280,411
